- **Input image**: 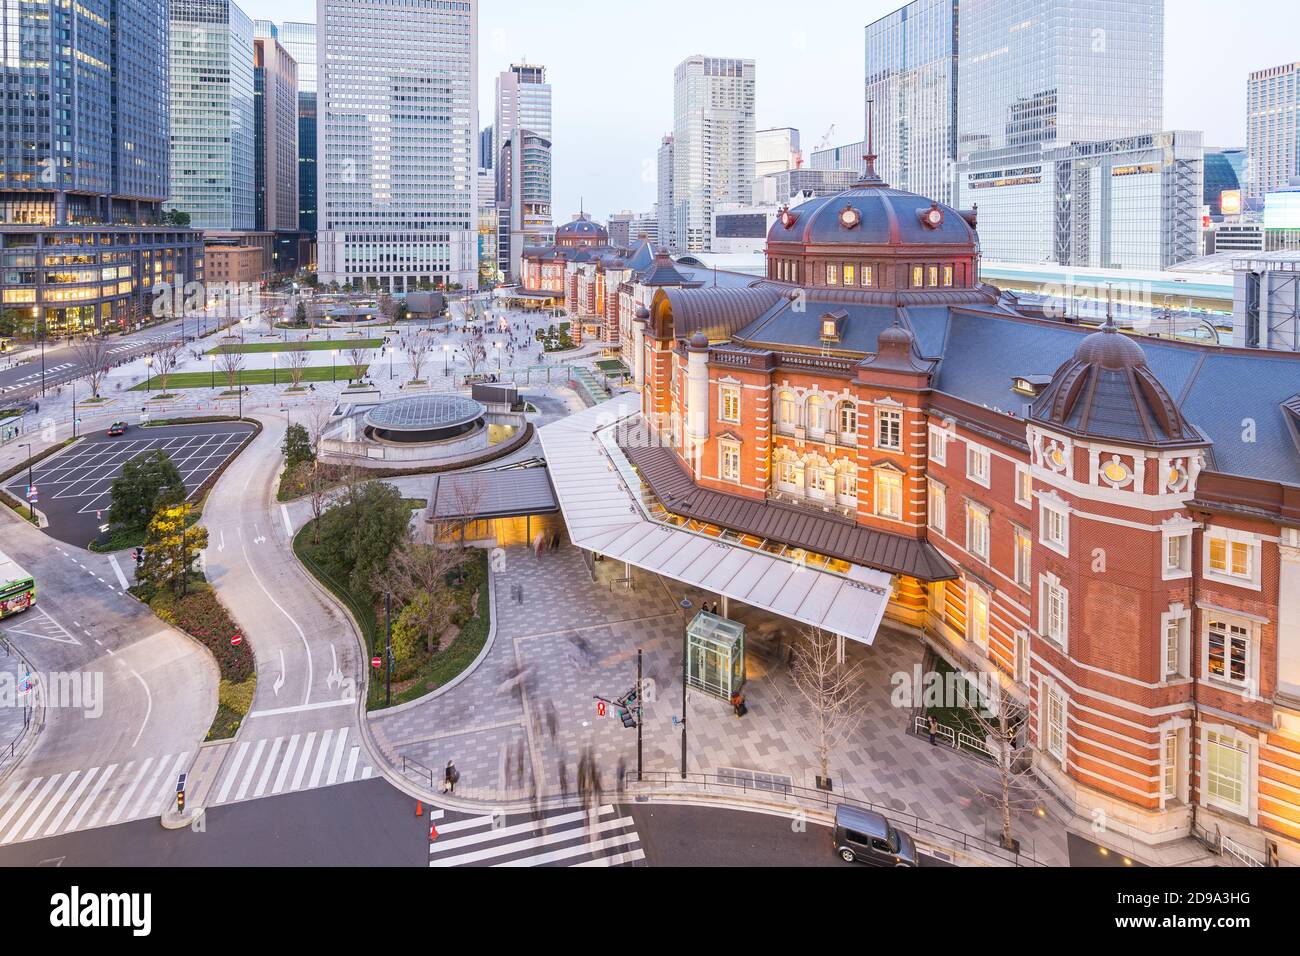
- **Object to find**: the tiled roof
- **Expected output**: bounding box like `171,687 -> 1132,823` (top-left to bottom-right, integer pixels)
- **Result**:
620,432 -> 957,582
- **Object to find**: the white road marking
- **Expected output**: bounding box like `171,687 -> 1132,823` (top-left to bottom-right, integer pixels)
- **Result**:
129,669 -> 152,748
238,525 -> 313,706
215,743 -> 250,804
280,504 -> 293,536
289,731 -> 316,791
308,729 -> 334,788
493,825 -> 640,868
24,772 -> 80,841
253,737 -> 284,798
246,699 -> 353,719
236,739 -> 266,801
326,727 -> 348,785
107,759 -> 152,825
344,747 -> 359,782
43,767 -> 99,837
271,735 -> 301,795
68,764 -> 116,831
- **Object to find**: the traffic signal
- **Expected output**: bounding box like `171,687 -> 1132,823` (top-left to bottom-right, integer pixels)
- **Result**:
616,688 -> 638,729
133,547 -> 144,566
176,790 -> 185,813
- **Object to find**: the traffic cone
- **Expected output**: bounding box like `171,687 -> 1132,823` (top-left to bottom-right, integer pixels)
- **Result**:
416,801 -> 423,817
430,824 -> 439,842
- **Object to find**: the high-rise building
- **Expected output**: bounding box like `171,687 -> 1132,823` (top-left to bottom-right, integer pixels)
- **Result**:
608,211 -> 635,249
317,0 -> 478,291
809,141 -> 868,172
953,0 -> 1175,267
480,126 -> 494,171
477,169 -> 498,286
168,0 -> 256,231
657,135 -> 675,251
253,34 -> 299,234
495,63 -> 553,265
278,22 -> 319,239
865,0 -> 958,203
1247,62 -> 1300,201
0,0 -> 203,335
672,56 -> 756,252
756,128 -> 800,178
1204,147 -> 1248,219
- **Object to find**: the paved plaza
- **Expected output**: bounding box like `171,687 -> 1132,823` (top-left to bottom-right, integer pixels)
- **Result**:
369,544 -> 1075,865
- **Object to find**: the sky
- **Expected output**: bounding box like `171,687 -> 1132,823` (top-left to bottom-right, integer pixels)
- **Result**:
257,0 -> 1298,222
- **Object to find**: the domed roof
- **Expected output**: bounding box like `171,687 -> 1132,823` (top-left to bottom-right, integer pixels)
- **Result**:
556,213 -> 607,241
767,156 -> 976,249
1030,319 -> 1202,447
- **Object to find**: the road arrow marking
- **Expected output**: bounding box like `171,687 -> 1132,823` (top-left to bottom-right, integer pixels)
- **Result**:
253,524 -> 266,545
218,529 -> 225,553
273,650 -> 286,697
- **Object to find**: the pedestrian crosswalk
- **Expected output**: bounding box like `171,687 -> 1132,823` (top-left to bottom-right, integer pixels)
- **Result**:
0,725 -> 373,848
203,726 -> 373,808
428,804 -> 645,868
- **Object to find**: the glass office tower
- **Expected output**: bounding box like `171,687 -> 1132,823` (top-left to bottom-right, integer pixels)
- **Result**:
280,22 -> 318,236
318,0 -> 478,290
168,0 -> 256,231
0,0 -> 203,335
865,0 -> 958,203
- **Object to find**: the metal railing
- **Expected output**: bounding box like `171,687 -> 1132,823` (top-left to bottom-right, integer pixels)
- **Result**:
915,717 -> 996,761
631,769 -> 1042,866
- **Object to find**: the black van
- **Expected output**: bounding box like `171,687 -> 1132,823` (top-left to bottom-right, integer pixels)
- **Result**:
833,804 -> 919,866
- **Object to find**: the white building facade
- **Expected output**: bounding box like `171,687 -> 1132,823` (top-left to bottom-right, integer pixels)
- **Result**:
1247,62 -> 1300,201
672,56 -> 756,253
316,0 -> 477,290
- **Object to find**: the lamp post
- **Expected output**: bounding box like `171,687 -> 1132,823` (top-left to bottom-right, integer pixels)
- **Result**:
33,307 -> 45,398
494,340 -> 503,372
18,442 -> 33,522
209,353 -> 216,390
679,596 -> 693,780
144,354 -> 154,392
443,344 -> 451,376
331,349 -> 338,383
71,379 -> 77,439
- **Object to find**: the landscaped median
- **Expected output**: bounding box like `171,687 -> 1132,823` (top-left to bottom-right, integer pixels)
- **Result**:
291,484 -> 490,711
129,364 -> 371,391
208,338 -> 384,355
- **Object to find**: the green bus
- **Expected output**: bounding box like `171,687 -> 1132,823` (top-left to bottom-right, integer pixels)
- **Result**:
0,550 -> 35,619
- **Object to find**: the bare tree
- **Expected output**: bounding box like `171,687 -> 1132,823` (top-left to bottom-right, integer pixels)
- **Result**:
378,293 -> 397,327
285,342 -> 311,389
957,689 -> 1040,852
461,337 -> 487,377
307,299 -> 323,332
449,475 -> 485,548
401,331 -> 431,383
217,348 -> 245,392
786,627 -> 867,789
345,345 -> 370,383
374,536 -> 460,653
154,340 -> 185,396
72,334 -> 113,399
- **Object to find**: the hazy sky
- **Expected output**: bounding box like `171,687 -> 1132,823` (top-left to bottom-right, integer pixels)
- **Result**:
259,0 -> 1297,221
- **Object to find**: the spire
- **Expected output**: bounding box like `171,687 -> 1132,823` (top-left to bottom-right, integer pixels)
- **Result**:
855,98 -> 887,188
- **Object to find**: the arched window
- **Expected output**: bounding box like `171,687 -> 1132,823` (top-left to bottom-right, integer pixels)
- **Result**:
807,394 -> 826,436
838,400 -> 857,437
835,464 -> 858,507
777,391 -> 798,432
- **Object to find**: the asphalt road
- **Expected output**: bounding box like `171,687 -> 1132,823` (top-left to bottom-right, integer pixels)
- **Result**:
5,420 -> 255,548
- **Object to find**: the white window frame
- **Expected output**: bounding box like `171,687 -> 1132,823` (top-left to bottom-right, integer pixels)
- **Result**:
1043,681 -> 1067,764
1204,616 -> 1254,690
807,394 -> 827,437
875,468 -> 903,520
719,441 -> 741,483
1160,606 -> 1190,681
927,478 -> 946,536
966,442 -> 990,488
718,384 -> 740,425
777,391 -> 798,431
928,425 -> 947,465
835,467 -> 857,508
1162,529 -> 1193,581
1014,465 -> 1032,509
1013,526 -> 1032,590
876,408 -> 903,452
837,401 -> 857,439
966,503 -> 990,562
1203,531 -> 1261,591
1039,497 -> 1070,558
1039,573 -> 1069,652
1014,631 -> 1030,685
1203,730 -> 1250,817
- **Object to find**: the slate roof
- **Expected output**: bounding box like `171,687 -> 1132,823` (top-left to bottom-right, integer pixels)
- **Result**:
620,433 -> 957,581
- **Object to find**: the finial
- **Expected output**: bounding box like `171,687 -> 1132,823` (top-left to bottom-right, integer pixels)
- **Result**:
855,99 -> 886,187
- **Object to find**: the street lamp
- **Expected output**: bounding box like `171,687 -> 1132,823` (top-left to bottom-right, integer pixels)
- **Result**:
32,307 -> 45,398
209,353 -> 216,390
271,351 -> 277,387
331,348 -> 338,383
494,341 -> 503,371
443,344 -> 451,376
144,354 -> 154,392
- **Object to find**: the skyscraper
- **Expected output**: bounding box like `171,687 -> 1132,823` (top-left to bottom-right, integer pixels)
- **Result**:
253,33 -> 299,233
951,0 -> 1179,267
672,56 -> 756,253
0,0 -> 203,335
480,126 -> 495,171
657,135 -> 675,251
317,0 -> 478,291
495,64 -> 552,145
495,63 -> 553,275
168,0 -> 257,231
279,22 -> 319,238
756,128 -> 800,178
864,0 -> 958,203
1247,62 -> 1300,201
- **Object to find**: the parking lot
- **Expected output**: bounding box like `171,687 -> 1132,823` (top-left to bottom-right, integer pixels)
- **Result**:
4,421 -> 256,547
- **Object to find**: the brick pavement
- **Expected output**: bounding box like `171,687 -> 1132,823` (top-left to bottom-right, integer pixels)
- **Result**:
368,544 -> 1072,864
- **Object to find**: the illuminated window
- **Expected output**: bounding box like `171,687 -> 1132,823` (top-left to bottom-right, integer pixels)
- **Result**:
1207,619 -> 1249,685
719,385 -> 740,424
1208,539 -> 1251,579
720,442 -> 741,483
826,263 -> 838,285
966,504 -> 989,561
861,265 -> 873,287
911,265 -> 923,287
1205,732 -> 1247,814
927,479 -> 945,535
927,265 -> 939,287
876,409 -> 902,451
842,263 -> 855,285
875,469 -> 903,519
1013,527 -> 1032,589
942,265 -> 954,287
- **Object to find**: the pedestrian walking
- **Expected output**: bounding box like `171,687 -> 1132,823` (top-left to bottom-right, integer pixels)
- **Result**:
545,700 -> 558,740
444,759 -> 459,794
928,715 -> 939,746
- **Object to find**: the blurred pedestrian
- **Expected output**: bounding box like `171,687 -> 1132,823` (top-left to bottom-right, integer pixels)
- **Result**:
444,760 -> 459,794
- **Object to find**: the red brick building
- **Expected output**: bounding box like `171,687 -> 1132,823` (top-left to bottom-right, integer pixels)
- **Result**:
626,155 -> 1300,862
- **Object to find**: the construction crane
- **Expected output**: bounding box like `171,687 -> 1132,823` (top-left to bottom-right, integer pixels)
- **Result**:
795,124 -> 836,170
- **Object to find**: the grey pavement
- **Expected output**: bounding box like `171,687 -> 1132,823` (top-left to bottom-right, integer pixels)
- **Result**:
369,544 -> 1074,865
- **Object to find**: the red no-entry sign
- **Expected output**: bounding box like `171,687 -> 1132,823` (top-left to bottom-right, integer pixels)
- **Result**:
231,635 -> 243,646
372,657 -> 382,669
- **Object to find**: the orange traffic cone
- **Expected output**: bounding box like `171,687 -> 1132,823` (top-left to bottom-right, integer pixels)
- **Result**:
430,824 -> 439,842
416,801 -> 423,817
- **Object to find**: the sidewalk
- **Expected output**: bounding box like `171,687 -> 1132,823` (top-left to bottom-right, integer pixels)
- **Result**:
0,635 -> 40,781
368,544 -> 1075,865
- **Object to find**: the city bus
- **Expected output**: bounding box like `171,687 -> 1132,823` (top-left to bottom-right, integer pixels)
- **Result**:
0,550 -> 35,619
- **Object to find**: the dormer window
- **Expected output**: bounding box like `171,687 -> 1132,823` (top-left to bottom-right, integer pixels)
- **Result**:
820,310 -> 847,343
1011,375 -> 1051,397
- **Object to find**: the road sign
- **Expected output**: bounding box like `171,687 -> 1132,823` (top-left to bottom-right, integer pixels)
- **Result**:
230,634 -> 243,647
371,657 -> 382,669
596,700 -> 607,719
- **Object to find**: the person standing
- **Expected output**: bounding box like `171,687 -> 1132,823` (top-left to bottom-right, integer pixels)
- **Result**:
444,760 -> 459,793
928,716 -> 939,747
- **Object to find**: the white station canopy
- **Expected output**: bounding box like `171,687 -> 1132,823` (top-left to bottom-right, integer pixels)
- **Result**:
538,398 -> 893,646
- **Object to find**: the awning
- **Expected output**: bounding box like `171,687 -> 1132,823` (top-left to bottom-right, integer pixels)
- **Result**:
426,468 -> 558,523
538,398 -> 894,646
